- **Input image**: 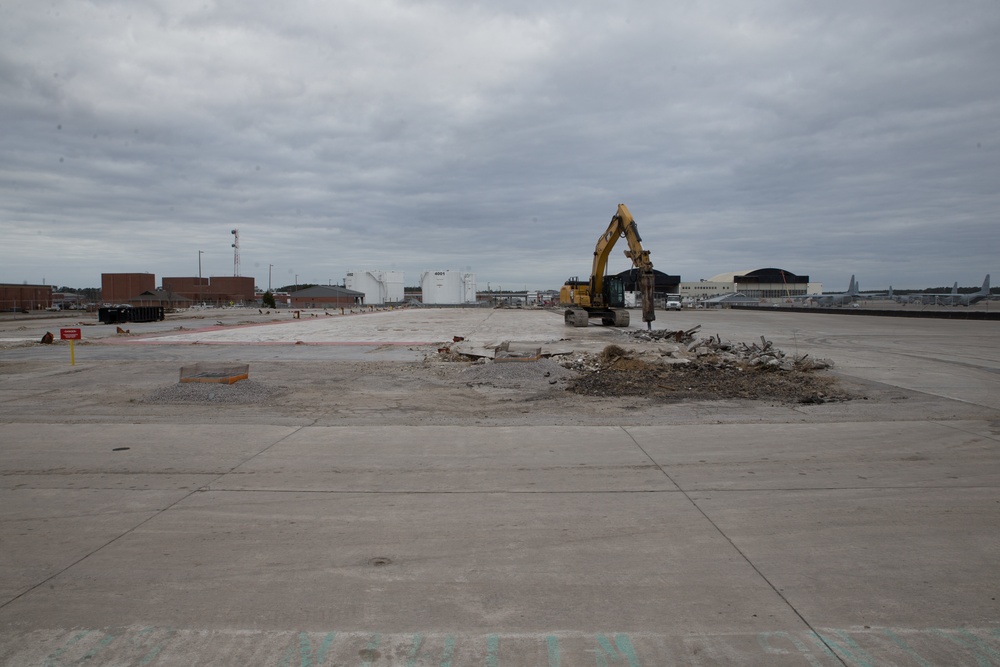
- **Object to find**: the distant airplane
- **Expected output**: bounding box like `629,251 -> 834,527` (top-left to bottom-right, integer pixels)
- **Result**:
909,281 -> 959,305
928,274 -> 991,306
790,275 -> 861,307
887,286 -> 921,304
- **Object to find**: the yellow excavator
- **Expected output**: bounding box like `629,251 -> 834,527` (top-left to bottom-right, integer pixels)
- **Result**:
560,203 -> 656,329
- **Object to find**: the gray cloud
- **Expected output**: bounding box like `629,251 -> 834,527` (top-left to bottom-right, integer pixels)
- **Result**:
1,0 -> 997,291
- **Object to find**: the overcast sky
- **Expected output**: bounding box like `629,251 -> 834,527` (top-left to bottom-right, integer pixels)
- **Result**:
1,0 -> 997,292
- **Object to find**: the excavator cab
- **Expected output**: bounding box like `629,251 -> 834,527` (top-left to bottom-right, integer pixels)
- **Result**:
601,275 -> 626,309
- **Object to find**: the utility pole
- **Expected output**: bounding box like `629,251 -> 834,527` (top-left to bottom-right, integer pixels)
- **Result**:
268,264 -> 273,292
198,250 -> 204,306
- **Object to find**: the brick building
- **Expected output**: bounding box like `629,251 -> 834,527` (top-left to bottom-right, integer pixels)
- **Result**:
0,284 -> 53,312
101,273 -> 156,304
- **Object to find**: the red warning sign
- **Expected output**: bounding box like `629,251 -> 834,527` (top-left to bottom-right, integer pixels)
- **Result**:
60,328 -> 82,340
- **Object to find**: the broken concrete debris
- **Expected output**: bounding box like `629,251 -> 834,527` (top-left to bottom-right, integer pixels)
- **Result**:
433,325 -> 843,403
625,328 -> 833,372
494,341 -> 543,363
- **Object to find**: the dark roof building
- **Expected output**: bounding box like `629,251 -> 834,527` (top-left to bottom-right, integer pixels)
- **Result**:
287,286 -> 366,309
613,269 -> 681,294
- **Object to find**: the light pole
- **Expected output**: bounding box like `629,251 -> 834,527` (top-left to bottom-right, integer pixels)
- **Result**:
268,264 -> 273,292
198,250 -> 204,306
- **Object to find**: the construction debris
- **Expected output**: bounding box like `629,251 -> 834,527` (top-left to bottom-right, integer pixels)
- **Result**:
493,341 -> 543,363
436,339 -> 574,362
627,327 -> 833,371
627,324 -> 702,344
434,326 -> 845,403
562,333 -> 845,403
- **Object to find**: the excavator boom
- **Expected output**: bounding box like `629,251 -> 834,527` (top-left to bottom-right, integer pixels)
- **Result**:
590,204 -> 653,301
562,203 -> 657,328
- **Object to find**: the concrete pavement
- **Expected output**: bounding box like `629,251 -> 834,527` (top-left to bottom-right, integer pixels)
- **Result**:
1,308 -> 999,665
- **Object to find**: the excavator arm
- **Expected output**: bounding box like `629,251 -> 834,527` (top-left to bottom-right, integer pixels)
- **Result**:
590,203 -> 653,299
561,203 -> 657,328
589,204 -> 656,325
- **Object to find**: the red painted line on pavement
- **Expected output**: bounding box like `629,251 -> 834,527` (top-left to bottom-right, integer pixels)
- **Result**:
102,339 -> 438,346
94,316 -> 439,346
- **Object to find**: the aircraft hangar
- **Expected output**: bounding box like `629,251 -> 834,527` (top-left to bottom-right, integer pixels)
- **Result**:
681,268 -> 824,301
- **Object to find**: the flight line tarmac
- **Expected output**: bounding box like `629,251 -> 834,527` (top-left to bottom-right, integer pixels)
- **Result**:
0,306 -> 998,665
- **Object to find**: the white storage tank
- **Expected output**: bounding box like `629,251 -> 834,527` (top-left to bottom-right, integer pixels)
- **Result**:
345,270 -> 404,305
421,270 -> 477,304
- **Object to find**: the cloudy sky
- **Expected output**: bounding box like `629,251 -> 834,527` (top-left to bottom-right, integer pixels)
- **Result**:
1,0 -> 997,292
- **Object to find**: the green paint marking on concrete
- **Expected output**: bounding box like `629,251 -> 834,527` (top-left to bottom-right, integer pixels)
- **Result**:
805,632 -> 841,662
136,625 -> 175,666
44,630 -> 91,667
278,641 -> 295,667
139,643 -> 165,666
595,634 -> 639,667
314,632 -> 336,666
958,629 -> 1000,661
883,629 -> 933,667
78,632 -> 118,662
757,632 -> 791,656
932,628 -> 997,667
279,631 -> 335,667
546,635 -> 560,667
406,634 -> 424,667
440,636 -> 456,667
361,633 -> 382,667
817,630 -> 875,667
757,631 -> 823,667
614,634 -> 639,666
595,634 -> 614,667
486,634 -> 499,667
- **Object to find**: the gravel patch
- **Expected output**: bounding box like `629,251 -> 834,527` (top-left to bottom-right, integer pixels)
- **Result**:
460,358 -> 578,390
143,379 -> 282,405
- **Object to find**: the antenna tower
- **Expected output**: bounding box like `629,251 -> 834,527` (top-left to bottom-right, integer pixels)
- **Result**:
231,229 -> 241,276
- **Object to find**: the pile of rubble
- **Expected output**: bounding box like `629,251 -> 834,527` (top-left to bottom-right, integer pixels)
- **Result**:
432,326 -> 845,403
623,327 -> 833,371
686,334 -> 832,371
562,333 -> 847,404
626,324 -> 703,344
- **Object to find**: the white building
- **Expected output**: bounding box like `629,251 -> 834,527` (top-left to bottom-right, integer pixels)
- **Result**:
345,270 -> 404,305
420,270 -> 477,304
